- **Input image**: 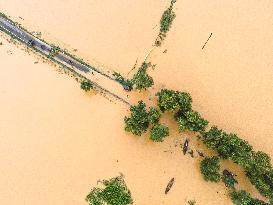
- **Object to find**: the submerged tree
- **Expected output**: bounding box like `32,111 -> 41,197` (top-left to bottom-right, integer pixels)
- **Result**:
124,101 -> 149,136
148,107 -> 161,125
86,174 -> 133,205
81,80 -> 93,92
150,123 -> 169,142
156,89 -> 192,112
230,190 -> 269,205
175,110 -> 208,132
200,156 -> 221,182
155,0 -> 177,46
131,62 -> 154,90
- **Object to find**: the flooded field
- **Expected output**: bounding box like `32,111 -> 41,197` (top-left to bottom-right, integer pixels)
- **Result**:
0,0 -> 273,204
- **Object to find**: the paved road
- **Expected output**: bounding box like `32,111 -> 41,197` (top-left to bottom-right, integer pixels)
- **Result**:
0,16 -> 115,77
0,16 -> 130,105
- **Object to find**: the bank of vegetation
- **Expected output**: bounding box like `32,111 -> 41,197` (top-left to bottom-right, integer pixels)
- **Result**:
124,88 -> 273,205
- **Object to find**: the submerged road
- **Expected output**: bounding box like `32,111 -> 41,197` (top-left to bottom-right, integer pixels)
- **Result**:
0,15 -> 130,105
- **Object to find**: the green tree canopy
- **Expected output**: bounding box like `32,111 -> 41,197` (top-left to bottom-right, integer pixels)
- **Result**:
124,101 -> 149,136
148,107 -> 161,125
175,110 -> 208,132
81,80 -> 93,92
156,89 -> 192,112
86,175 -> 133,205
150,123 -> 169,142
230,190 -> 269,205
131,63 -> 154,90
200,156 -> 221,182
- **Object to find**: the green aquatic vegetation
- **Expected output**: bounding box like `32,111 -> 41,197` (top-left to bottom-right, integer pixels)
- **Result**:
81,80 -> 93,92
200,156 -> 221,182
131,62 -> 154,90
150,123 -> 169,142
86,175 -> 133,205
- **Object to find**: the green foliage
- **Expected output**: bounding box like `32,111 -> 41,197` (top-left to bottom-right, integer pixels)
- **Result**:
201,127 -> 253,169
150,123 -> 169,142
175,110 -> 208,132
246,170 -> 273,201
148,107 -> 161,124
86,175 -> 133,205
156,89 -> 192,112
202,127 -> 273,200
124,101 -> 149,136
113,72 -> 132,90
81,80 -> 93,92
251,151 -> 272,174
201,126 -> 223,149
188,200 -> 196,205
155,0 -> 177,46
222,173 -> 237,189
200,156 -> 221,182
49,45 -> 61,58
230,190 -> 252,205
230,190 -> 269,205
131,62 -> 154,90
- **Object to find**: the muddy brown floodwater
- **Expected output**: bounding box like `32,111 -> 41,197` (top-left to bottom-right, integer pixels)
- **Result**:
0,0 -> 273,205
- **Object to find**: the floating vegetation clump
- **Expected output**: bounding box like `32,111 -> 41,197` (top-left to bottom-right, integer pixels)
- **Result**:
155,0 -> 177,46
86,174 -> 133,205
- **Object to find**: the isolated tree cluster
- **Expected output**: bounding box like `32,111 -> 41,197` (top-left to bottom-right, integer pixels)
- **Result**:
86,175 -> 133,205
124,101 -> 169,142
81,80 -> 93,92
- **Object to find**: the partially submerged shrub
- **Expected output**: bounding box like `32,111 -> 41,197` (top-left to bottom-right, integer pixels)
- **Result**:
156,89 -> 192,112
175,110 -> 208,132
148,107 -> 161,124
230,190 -> 252,205
188,200 -> 196,205
200,156 -> 221,182
230,190 -> 269,205
81,80 -> 93,92
150,123 -> 169,142
131,62 -> 154,90
155,0 -> 177,46
124,101 -> 149,136
86,175 -> 133,205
